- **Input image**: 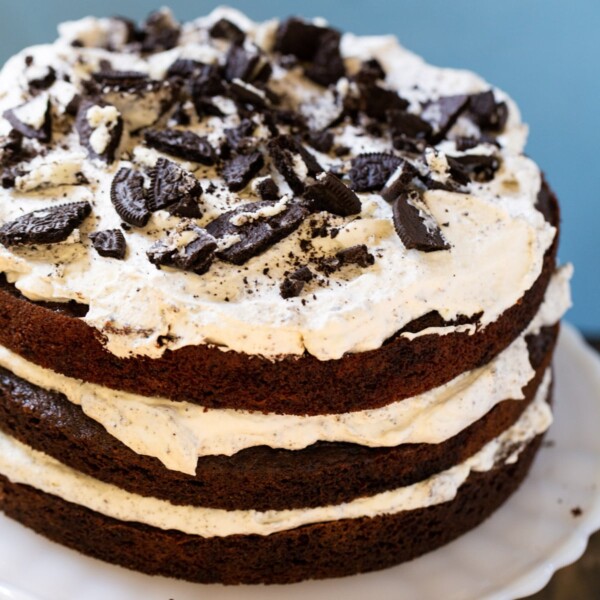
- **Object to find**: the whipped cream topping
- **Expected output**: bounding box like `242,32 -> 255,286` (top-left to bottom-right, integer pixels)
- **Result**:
0,267 -> 570,474
0,370 -> 552,537
0,8 -> 557,360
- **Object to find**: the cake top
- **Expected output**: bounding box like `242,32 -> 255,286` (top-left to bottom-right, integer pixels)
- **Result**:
0,7 -> 555,359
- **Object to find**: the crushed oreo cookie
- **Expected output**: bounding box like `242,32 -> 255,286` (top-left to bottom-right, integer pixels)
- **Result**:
336,244 -> 375,267
304,172 -> 362,216
75,100 -> 123,162
110,168 -> 149,227
289,265 -> 314,282
28,65 -> 57,91
147,223 -> 217,274
140,9 -> 181,53
149,158 -> 203,217
145,128 -> 216,165
190,63 -> 226,98
91,69 -> 149,89
380,160 -> 420,202
209,18 -> 246,44
392,190 -> 450,252
206,199 -> 310,264
228,79 -> 269,109
268,135 -> 322,194
306,129 -> 334,153
387,109 -> 433,149
360,84 -> 409,121
3,94 -> 52,142
354,59 -> 386,84
222,151 -> 264,191
348,153 -> 404,192
255,177 -> 280,200
224,45 -> 260,82
0,201 -> 91,247
421,94 -> 469,143
280,276 -> 305,299
446,154 -> 500,183
275,17 -> 345,86
89,229 -> 127,259
467,90 -> 508,132
222,119 -> 256,156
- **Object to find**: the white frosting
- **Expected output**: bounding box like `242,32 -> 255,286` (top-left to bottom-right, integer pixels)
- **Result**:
0,269 -> 571,474
0,8 -> 557,360
0,370 -> 552,537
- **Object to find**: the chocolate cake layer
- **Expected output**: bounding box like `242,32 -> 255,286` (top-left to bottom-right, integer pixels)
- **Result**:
0,433 -> 544,584
0,325 -> 556,511
0,183 -> 559,416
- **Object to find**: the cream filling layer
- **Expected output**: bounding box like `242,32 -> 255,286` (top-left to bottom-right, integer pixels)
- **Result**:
0,266 -> 570,475
0,370 -> 552,538
0,8 -> 556,361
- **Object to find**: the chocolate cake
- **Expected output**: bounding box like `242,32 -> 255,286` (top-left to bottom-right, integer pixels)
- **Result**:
0,7 -> 572,585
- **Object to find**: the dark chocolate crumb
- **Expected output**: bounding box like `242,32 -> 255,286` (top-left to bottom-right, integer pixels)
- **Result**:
280,277 -> 304,299
336,244 -> 375,267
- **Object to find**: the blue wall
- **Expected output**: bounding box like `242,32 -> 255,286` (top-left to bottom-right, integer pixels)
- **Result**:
1,0 -> 598,333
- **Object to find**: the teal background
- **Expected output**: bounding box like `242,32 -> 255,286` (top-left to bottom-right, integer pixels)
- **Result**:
1,0 -> 598,333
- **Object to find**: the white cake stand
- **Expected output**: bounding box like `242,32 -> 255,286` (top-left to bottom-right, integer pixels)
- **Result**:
1,323 -> 599,600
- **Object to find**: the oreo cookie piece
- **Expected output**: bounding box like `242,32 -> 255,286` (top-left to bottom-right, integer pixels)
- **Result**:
381,161 -> 421,202
360,84 -> 409,121
275,18 -> 325,61
336,244 -> 375,267
387,109 -> 433,142
224,45 -> 260,82
190,63 -> 226,98
354,59 -> 386,85
145,129 -> 216,165
223,119 -> 256,155
141,9 -> 180,52
149,158 -> 203,218
421,94 -> 470,143
348,153 -> 404,192
304,29 -> 345,86
446,154 -> 501,183
91,70 -> 149,89
255,177 -> 280,200
147,223 -> 217,274
304,172 -> 362,217
166,59 -> 204,79
27,65 -> 57,91
228,79 -> 269,109
110,168 -> 149,227
467,90 -> 509,132
0,201 -> 91,247
306,130 -> 334,153
275,18 -> 345,86
209,18 -> 246,44
3,93 -> 52,142
89,229 -> 127,260
280,277 -> 305,299
222,151 -> 264,192
206,199 -> 310,265
392,190 -> 450,252
267,135 -> 323,194
289,265 -> 314,282
75,100 -> 123,163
